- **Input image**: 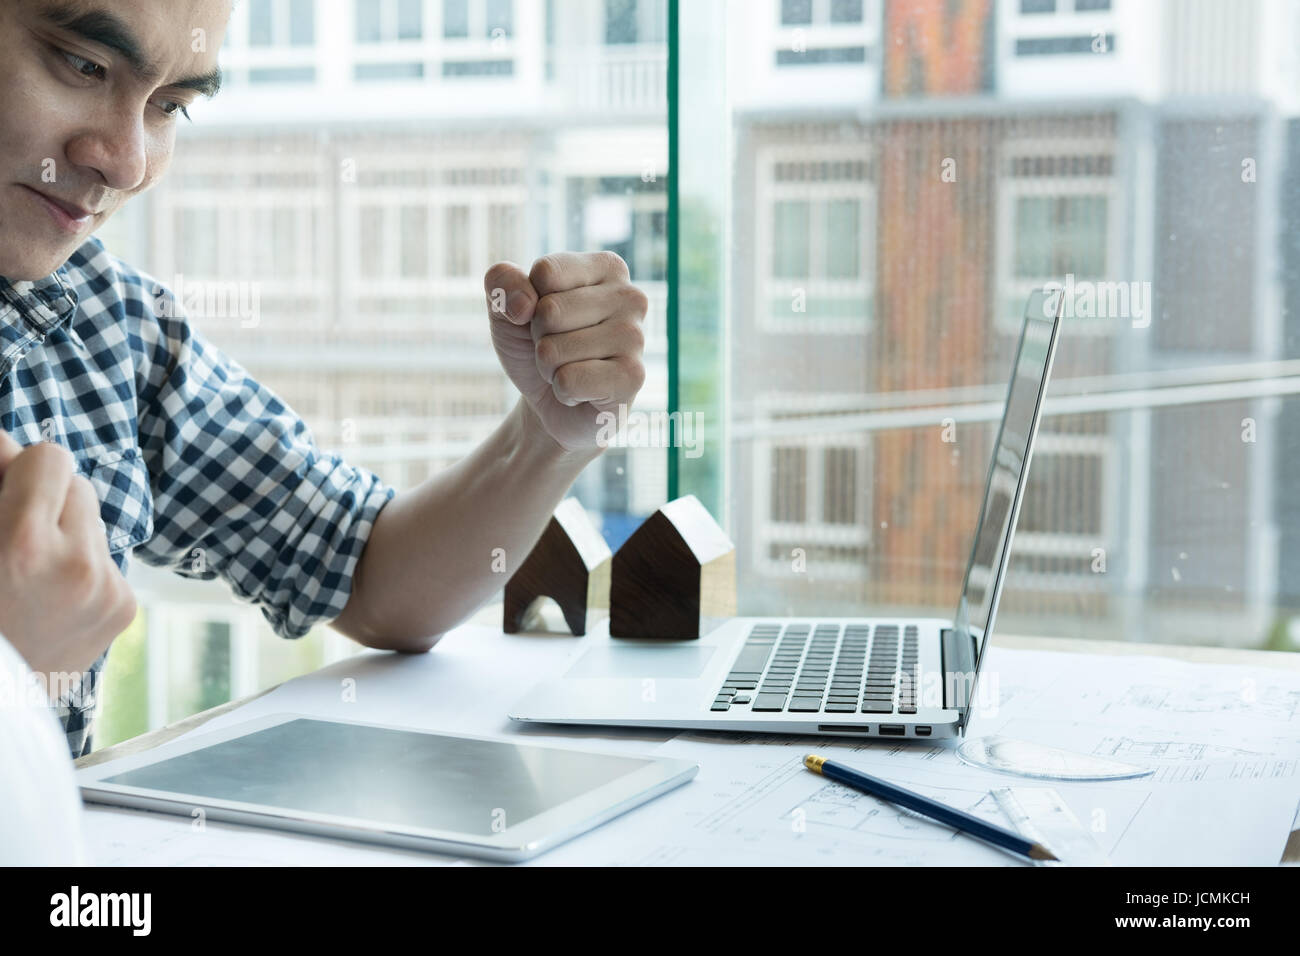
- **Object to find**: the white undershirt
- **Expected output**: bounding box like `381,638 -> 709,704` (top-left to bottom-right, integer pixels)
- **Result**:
0,632 -> 87,864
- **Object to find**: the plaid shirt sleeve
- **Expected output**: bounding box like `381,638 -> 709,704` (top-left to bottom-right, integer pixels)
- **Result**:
129,287 -> 396,640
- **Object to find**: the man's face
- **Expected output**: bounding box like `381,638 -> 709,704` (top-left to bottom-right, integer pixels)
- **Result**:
0,0 -> 230,280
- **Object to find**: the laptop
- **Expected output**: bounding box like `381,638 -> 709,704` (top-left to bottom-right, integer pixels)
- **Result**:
511,286 -> 1065,741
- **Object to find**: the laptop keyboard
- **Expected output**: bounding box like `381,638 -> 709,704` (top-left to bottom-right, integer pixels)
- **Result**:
710,622 -> 919,715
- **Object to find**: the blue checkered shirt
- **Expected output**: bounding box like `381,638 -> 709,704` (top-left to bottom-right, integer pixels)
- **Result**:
0,237 -> 395,758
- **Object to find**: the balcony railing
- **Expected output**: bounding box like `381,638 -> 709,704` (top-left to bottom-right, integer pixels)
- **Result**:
557,45 -> 667,115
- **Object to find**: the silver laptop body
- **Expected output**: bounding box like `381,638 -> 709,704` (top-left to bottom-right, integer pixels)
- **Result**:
511,287 -> 1065,740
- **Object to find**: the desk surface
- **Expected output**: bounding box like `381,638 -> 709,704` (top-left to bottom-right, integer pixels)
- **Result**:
79,631 -> 1300,768
77,623 -> 1300,864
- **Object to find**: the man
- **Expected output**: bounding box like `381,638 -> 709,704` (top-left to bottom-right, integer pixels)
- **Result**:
0,0 -> 648,760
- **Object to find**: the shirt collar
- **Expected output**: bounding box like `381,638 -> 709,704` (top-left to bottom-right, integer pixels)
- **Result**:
0,265 -> 80,335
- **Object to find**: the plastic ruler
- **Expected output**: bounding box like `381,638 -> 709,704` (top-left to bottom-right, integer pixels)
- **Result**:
991,786 -> 1112,866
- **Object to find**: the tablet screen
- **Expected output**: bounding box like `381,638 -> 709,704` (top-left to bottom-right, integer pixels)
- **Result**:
100,718 -> 653,836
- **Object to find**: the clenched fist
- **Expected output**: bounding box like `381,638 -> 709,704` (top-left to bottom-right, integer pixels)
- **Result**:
0,432 -> 136,694
484,252 -> 648,453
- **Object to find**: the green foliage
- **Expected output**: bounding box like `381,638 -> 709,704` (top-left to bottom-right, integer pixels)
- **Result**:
96,610 -> 150,749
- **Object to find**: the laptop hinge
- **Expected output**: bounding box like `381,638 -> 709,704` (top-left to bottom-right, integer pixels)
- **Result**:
940,627 -> 977,727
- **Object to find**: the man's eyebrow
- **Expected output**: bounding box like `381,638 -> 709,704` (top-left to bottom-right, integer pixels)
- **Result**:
39,2 -> 223,98
171,69 -> 223,99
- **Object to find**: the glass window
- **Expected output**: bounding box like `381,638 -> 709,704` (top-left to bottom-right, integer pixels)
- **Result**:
360,207 -> 385,277
829,0 -> 864,24
781,0 -> 813,26
486,0 -> 513,38
1014,196 -> 1107,280
443,0 -> 470,38
825,199 -> 860,279
400,206 -> 430,277
442,59 -> 514,76
397,0 -> 424,40
250,66 -> 316,83
95,1 -> 670,746
356,0 -> 383,42
487,203 -> 520,265
444,205 -> 471,276
676,0 -> 1300,654
249,0 -> 275,46
772,200 -> 810,278
271,207 -> 297,275
355,61 -> 425,80
822,447 -> 858,525
176,208 -> 218,274
771,447 -> 808,522
606,0 -> 638,44
289,0 -> 315,45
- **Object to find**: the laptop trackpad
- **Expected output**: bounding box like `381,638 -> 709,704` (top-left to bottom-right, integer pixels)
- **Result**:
566,644 -> 716,679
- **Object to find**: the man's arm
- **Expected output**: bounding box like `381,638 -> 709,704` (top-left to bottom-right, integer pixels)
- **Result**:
332,251 -> 647,651
330,398 -> 598,650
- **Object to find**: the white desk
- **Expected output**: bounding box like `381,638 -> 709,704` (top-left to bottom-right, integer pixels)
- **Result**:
77,619 -> 1300,866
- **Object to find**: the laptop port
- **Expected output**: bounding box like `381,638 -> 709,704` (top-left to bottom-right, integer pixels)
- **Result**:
915,726 -> 932,736
879,724 -> 905,736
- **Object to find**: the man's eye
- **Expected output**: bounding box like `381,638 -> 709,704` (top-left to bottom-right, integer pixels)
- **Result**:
62,51 -> 106,80
158,100 -> 192,121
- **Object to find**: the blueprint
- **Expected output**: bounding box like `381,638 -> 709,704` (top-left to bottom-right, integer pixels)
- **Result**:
538,648 -> 1300,866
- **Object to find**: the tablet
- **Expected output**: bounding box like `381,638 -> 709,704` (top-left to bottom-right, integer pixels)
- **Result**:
76,713 -> 697,861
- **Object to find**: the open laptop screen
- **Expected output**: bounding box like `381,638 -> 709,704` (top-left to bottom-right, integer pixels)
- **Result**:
951,287 -> 1064,728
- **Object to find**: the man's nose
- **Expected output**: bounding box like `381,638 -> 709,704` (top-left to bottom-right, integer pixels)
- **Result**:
64,107 -> 149,193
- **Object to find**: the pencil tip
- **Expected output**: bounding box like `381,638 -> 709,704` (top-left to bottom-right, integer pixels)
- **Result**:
1028,843 -> 1059,861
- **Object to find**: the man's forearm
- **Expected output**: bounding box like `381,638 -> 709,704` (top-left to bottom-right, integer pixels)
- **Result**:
331,397 -> 602,651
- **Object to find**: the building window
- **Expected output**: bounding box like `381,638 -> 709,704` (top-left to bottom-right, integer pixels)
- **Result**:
355,62 -> 425,80
822,446 -> 858,525
1021,0 -> 1112,13
400,206 -> 430,278
356,0 -> 424,43
606,0 -> 638,43
761,148 -> 874,334
774,0 -> 873,68
444,205 -> 471,277
1014,196 -> 1108,279
247,0 -> 315,50
771,446 -> 808,522
781,0 -> 814,26
772,201 -> 811,278
782,0 -> 865,27
442,0 -> 515,40
759,434 -> 870,577
604,0 -> 667,43
997,143 -> 1117,335
568,177 -> 668,283
825,199 -> 860,280
249,0 -> 274,46
442,59 -> 513,76
829,0 -> 864,23
398,0 -> 424,39
1008,0 -> 1117,58
1016,36 -> 1112,56
443,0 -> 470,38
249,66 -> 315,84
1010,427 -> 1116,587
485,0 -> 513,37
487,203 -> 521,264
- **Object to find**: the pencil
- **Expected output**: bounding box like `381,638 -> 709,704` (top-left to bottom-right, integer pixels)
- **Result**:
803,754 -> 1059,862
